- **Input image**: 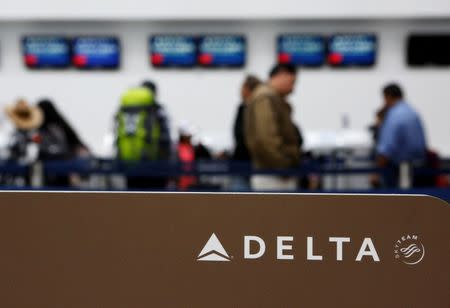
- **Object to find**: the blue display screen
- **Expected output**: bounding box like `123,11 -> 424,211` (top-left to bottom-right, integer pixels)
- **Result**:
198,35 -> 246,67
72,37 -> 120,69
150,35 -> 197,67
277,35 -> 325,67
22,36 -> 71,68
328,34 -> 377,67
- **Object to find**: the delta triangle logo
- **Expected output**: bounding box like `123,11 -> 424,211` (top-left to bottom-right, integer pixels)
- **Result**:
197,233 -> 231,262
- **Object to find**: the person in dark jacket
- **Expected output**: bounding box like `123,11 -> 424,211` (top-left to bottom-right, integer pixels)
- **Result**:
141,80 -> 171,159
232,75 -> 262,161
37,99 -> 89,160
37,99 -> 90,187
245,64 -> 301,191
126,80 -> 172,190
230,75 -> 261,190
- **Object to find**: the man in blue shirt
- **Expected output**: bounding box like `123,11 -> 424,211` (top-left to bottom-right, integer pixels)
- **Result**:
375,83 -> 427,187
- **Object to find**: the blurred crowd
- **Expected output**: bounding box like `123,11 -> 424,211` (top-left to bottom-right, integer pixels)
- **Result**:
1,63 -> 448,191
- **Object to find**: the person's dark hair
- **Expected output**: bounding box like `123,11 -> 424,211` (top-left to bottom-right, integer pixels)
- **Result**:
141,80 -> 157,96
243,75 -> 262,92
37,99 -> 87,150
269,63 -> 297,78
383,83 -> 403,99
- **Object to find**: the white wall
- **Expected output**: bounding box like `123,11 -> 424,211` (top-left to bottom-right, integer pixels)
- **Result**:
0,0 -> 449,19
0,20 -> 450,156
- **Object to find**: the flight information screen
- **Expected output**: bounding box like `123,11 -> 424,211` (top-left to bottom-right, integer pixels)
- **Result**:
72,37 -> 120,69
197,35 -> 246,67
150,35 -> 197,67
22,36 -> 71,69
277,34 -> 325,67
407,34 -> 450,66
328,34 -> 377,67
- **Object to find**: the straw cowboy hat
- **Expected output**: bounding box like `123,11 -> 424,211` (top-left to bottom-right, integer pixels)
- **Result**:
5,99 -> 43,130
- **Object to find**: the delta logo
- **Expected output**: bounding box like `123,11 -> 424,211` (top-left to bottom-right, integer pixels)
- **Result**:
197,233 -> 232,261
197,233 -> 381,263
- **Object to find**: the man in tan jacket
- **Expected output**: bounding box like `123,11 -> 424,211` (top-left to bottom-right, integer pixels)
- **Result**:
245,64 -> 301,191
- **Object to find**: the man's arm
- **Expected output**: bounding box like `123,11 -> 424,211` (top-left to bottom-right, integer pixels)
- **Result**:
370,113 -> 402,186
376,113 -> 401,166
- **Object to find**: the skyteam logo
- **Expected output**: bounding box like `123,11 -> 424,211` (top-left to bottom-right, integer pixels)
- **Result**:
197,233 -> 231,262
394,234 -> 425,265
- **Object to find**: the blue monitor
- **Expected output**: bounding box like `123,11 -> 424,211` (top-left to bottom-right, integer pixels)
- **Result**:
197,35 -> 246,67
277,34 -> 325,67
22,36 -> 71,69
72,37 -> 120,69
150,35 -> 197,67
328,34 -> 377,67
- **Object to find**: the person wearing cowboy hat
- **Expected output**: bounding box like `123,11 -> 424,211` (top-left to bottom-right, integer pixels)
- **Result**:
6,98 -> 90,187
5,99 -> 43,131
5,99 -> 43,165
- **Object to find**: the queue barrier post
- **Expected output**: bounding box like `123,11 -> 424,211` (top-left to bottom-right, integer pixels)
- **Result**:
30,161 -> 43,189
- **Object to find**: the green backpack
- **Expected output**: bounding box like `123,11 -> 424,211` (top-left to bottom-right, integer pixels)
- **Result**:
117,87 -> 161,161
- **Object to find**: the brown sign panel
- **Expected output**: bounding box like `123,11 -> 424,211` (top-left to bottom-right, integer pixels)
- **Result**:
0,192 -> 448,307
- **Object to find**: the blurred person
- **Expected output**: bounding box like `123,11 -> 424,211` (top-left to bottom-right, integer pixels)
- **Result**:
37,99 -> 90,160
175,124 -> 220,190
373,83 -> 427,187
232,75 -> 262,161
116,85 -> 171,189
6,99 -> 90,187
177,123 -> 197,190
368,106 -> 388,188
5,99 -> 43,164
37,99 -> 90,187
4,99 -> 42,186
141,80 -> 172,188
141,79 -> 171,158
195,140 -> 213,160
245,64 -> 301,191
230,75 -> 262,191
369,106 -> 388,145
